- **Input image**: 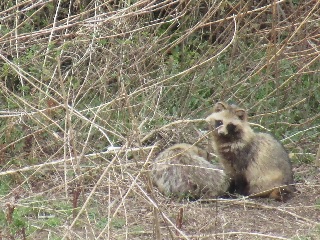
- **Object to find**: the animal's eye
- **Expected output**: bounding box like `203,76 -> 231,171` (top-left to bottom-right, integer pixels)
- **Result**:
215,120 -> 223,128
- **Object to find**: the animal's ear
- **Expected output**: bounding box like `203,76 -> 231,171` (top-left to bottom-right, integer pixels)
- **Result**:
235,109 -> 247,121
214,102 -> 227,112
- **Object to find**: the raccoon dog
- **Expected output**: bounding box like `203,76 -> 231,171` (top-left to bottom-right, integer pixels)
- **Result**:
151,143 -> 229,199
206,102 -> 295,201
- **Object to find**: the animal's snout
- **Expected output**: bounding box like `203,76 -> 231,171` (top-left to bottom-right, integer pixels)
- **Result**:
217,125 -> 227,135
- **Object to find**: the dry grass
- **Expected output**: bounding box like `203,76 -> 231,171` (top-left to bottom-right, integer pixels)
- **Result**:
0,0 -> 319,239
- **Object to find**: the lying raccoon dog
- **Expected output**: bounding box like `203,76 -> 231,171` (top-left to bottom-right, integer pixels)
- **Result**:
206,102 -> 296,201
151,143 -> 230,199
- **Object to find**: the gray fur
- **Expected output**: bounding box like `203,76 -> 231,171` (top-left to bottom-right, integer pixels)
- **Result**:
151,143 -> 230,199
206,102 -> 295,200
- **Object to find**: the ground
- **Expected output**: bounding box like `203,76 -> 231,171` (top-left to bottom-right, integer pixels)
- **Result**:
77,163 -> 320,240
3,154 -> 320,240
146,167 -> 320,240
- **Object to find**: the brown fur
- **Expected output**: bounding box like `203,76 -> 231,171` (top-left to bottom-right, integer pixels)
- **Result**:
151,143 -> 230,199
206,102 -> 295,201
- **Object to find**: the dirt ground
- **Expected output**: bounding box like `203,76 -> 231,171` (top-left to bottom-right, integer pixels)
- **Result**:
148,164 -> 320,240
78,163 -> 319,240
22,162 -> 320,240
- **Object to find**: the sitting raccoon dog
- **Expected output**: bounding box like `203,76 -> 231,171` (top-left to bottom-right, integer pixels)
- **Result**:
151,143 -> 230,200
206,102 -> 295,201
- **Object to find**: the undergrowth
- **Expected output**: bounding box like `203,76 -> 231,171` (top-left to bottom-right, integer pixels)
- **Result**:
0,0 -> 319,239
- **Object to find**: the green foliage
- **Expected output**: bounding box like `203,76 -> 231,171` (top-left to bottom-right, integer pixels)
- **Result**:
45,217 -> 61,227
131,225 -> 145,233
0,0 -> 319,238
0,194 -> 74,238
111,217 -> 126,229
0,205 -> 28,236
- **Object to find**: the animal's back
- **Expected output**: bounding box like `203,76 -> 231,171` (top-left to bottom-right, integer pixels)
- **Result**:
245,133 -> 295,197
151,143 -> 229,199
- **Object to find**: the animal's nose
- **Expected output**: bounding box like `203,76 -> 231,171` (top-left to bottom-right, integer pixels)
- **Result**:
217,127 -> 227,135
